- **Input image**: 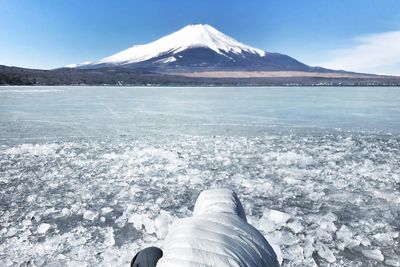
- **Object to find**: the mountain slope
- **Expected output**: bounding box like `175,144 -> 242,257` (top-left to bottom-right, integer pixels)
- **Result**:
97,24 -> 265,65
73,24 -> 326,73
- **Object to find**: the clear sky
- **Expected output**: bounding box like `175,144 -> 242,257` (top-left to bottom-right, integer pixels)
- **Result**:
1,0 -> 400,75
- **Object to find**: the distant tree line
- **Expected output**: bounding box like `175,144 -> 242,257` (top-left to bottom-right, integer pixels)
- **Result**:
1,65 -> 400,86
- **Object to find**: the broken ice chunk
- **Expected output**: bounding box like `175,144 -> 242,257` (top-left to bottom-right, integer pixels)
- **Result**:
154,210 -> 173,239
336,225 -> 352,240
101,207 -> 113,215
356,235 -> 371,246
303,236 -> 315,258
26,194 -> 36,202
385,258 -> 400,266
335,225 -> 361,250
142,216 -> 156,234
22,219 -> 32,227
19,230 -> 31,241
283,245 -> 304,261
362,249 -> 384,261
373,232 -> 396,246
26,211 -> 35,220
287,220 -> 304,234
4,227 -> 17,237
316,242 -> 336,263
128,213 -> 156,234
37,223 -> 51,234
263,209 -> 291,226
60,208 -> 71,217
103,227 -> 115,247
115,212 -> 128,228
258,216 -> 276,233
127,213 -> 142,229
83,210 -> 98,221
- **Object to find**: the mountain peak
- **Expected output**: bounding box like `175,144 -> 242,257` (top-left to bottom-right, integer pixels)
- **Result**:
180,23 -> 220,32
69,24 -> 315,74
94,24 -> 266,65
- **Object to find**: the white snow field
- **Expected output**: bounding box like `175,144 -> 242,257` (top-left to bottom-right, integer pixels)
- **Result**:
0,86 -> 400,266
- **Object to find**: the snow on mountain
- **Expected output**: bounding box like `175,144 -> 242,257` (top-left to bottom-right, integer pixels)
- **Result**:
67,24 -> 321,73
65,61 -> 92,68
95,24 -> 266,65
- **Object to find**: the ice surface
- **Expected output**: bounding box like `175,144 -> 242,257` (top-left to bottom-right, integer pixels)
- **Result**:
1,86 -> 400,266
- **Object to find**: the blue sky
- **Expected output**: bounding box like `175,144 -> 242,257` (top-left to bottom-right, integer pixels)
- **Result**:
1,0 -> 400,74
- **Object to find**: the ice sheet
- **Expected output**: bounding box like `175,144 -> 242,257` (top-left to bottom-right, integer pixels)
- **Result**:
1,86 -> 399,266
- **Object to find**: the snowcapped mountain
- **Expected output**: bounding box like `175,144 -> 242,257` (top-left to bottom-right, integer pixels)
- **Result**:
71,24 -> 322,73
98,24 -> 265,64
2,24 -> 396,85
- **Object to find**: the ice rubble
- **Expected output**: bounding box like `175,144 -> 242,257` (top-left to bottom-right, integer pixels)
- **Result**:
0,132 -> 399,266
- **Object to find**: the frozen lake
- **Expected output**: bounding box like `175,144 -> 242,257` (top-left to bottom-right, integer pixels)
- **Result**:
0,86 -> 399,266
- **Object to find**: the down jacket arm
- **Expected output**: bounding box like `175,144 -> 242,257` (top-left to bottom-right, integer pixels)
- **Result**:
156,188 -> 279,267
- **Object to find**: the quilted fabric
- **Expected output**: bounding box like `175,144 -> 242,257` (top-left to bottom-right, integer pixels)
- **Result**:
157,189 -> 279,267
